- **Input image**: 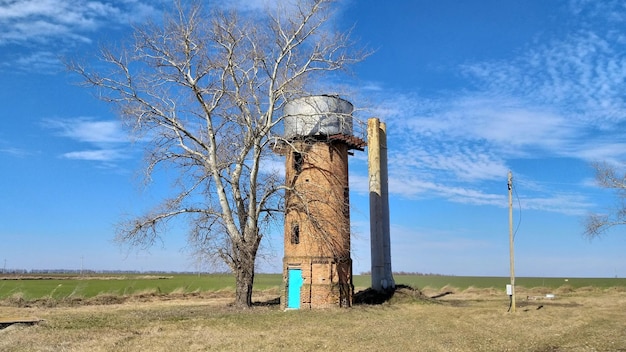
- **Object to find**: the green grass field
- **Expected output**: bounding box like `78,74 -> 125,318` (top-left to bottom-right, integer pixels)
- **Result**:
1,273 -> 624,300
0,274 -> 234,300
387,275 -> 626,291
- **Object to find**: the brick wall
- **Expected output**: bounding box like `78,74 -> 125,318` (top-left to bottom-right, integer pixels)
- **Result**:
281,140 -> 353,309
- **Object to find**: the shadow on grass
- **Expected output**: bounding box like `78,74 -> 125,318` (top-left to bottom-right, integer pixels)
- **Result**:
252,296 -> 281,307
0,319 -> 43,330
251,285 -> 440,307
354,284 -> 438,305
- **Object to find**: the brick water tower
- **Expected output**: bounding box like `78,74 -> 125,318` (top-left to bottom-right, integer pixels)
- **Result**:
279,95 -> 365,309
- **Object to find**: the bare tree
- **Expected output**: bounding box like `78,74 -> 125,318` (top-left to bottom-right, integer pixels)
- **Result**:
584,162 -> 626,238
68,0 -> 365,307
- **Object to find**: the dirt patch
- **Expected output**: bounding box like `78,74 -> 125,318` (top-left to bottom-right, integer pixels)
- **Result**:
1,289 -> 625,351
0,290 -> 240,308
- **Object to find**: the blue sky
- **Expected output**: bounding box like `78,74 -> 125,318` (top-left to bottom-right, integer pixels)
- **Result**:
1,0 -> 625,277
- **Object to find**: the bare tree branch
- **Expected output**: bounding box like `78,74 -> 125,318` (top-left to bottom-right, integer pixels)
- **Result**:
68,0 -> 366,308
584,161 -> 626,238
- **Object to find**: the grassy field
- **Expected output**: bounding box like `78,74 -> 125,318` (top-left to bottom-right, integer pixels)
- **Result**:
1,273 -> 624,300
0,274 -> 236,300
1,284 -> 625,351
387,275 -> 626,291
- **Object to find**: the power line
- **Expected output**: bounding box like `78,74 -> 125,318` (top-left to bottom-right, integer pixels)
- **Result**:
511,179 -> 523,241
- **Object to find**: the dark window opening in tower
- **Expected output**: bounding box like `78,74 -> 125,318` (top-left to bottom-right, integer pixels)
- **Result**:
293,152 -> 303,173
291,223 -> 300,244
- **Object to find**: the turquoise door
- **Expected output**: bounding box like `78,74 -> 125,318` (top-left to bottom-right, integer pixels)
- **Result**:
287,269 -> 303,309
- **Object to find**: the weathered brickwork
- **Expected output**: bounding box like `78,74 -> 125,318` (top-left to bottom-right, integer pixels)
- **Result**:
281,140 -> 354,309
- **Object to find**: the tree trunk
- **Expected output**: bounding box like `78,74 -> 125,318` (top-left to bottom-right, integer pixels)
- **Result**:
232,234 -> 259,308
234,260 -> 255,308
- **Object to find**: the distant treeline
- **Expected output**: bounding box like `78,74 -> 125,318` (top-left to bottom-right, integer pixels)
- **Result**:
3,269 -> 454,277
359,271 -> 453,276
0,269 -> 210,275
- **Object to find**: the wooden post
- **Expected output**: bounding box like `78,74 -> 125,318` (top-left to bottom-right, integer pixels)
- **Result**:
508,171 -> 516,312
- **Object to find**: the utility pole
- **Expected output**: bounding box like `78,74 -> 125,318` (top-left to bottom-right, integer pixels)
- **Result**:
508,171 -> 516,312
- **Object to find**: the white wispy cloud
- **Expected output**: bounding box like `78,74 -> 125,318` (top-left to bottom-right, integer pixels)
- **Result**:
13,51 -> 63,73
214,0 -> 352,14
260,157 -> 285,176
0,0 -> 159,43
0,137 -> 35,157
44,117 -> 131,164
379,94 -> 581,157
363,92 -> 596,214
357,1 -> 626,216
0,0 -> 160,71
568,0 -> 626,23
44,118 -> 128,144
0,146 -> 33,157
462,31 -> 626,128
216,0 -> 273,12
62,149 -> 126,161
389,175 -> 506,207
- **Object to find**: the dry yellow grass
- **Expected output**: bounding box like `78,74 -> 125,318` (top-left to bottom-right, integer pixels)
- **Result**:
1,288 -> 625,351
